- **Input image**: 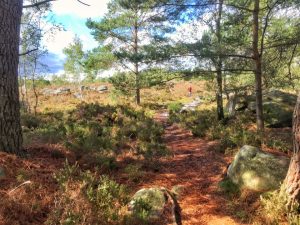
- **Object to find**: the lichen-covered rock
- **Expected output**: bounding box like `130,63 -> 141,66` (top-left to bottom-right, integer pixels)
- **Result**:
129,188 -> 166,219
97,85 -> 108,92
227,145 -> 290,191
247,90 -> 296,127
53,87 -> 71,95
128,187 -> 181,224
42,87 -> 71,96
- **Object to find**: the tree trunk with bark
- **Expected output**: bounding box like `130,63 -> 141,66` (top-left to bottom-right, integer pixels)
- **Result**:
252,0 -> 264,136
252,0 -> 264,133
0,0 -> 23,154
216,0 -> 224,121
285,93 -> 300,205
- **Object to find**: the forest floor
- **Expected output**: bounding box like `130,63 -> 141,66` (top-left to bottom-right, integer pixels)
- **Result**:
0,110 -> 269,225
138,111 -> 248,225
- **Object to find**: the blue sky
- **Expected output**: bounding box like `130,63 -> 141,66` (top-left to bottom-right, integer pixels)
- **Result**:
41,0 -> 205,75
42,0 -> 110,74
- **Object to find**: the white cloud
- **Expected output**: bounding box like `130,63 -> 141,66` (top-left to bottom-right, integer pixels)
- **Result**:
43,29 -> 98,57
41,0 -> 108,73
51,0 -> 110,18
79,34 -> 98,51
43,29 -> 75,59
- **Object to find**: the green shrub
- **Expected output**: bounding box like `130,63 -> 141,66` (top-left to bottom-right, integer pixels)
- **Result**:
21,113 -> 41,129
169,108 -> 259,153
260,185 -> 300,225
173,110 -> 217,137
54,160 -> 79,190
23,123 -> 66,145
167,102 -> 182,113
84,175 -> 129,223
127,198 -> 153,223
64,121 -> 114,153
219,178 -> 240,198
265,138 -> 291,153
124,164 -> 144,183
48,163 -> 130,225
23,103 -> 168,165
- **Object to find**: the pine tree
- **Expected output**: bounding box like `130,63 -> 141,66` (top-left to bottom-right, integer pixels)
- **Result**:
86,0 -> 175,104
0,0 -> 24,154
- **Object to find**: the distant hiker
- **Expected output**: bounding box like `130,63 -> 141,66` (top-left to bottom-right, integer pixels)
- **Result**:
188,86 -> 192,97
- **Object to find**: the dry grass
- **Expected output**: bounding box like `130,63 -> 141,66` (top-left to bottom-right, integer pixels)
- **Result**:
2,80 -> 293,225
22,80 -> 209,114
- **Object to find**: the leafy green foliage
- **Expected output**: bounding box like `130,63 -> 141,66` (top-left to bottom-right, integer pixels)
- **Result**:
169,108 -> 261,152
127,198 -> 153,223
48,161 -> 129,225
63,36 -> 85,82
219,178 -> 240,198
167,102 -> 182,113
124,164 -> 144,183
265,138 -> 291,153
86,0 -> 176,103
260,185 -> 300,225
22,103 -> 168,163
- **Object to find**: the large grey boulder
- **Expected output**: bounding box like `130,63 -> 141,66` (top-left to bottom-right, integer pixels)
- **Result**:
227,145 -> 290,191
226,93 -> 237,116
227,90 -> 296,127
0,167 -> 5,179
128,187 -> 181,224
247,90 -> 296,127
42,88 -> 57,96
42,87 -> 71,96
53,87 -> 71,95
225,93 -> 248,114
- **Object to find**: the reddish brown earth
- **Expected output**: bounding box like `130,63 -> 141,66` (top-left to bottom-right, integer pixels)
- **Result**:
0,145 -> 66,225
0,112 -> 262,225
144,112 -> 245,225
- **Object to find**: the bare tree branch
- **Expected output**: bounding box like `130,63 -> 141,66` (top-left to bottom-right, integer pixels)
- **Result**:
23,0 -> 56,8
155,2 -> 253,12
19,48 -> 38,56
23,0 -> 90,9
76,0 -> 90,6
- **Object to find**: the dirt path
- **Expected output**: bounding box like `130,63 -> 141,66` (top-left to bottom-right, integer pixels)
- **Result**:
140,112 -> 243,225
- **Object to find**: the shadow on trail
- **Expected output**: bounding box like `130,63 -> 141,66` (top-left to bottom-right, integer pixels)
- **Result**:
138,113 -> 247,225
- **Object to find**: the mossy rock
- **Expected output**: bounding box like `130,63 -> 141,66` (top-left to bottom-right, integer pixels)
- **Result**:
129,187 -> 167,220
227,145 -> 290,192
247,90 -> 296,127
128,187 -> 182,224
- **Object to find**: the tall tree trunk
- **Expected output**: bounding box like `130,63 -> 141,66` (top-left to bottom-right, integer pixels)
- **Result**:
252,0 -> 264,136
133,20 -> 140,105
0,0 -> 23,154
216,0 -> 224,120
285,93 -> 300,205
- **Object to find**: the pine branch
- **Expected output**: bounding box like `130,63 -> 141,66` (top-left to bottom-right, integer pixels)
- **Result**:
19,48 -> 39,56
23,0 -> 90,8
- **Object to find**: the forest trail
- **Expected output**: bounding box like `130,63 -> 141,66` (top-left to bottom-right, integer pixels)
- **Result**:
140,111 -> 243,225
